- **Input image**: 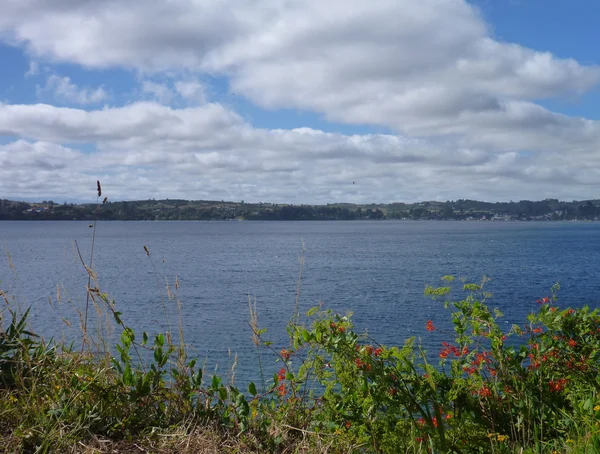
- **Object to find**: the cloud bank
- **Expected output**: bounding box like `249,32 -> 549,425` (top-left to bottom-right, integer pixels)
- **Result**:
0,0 -> 599,203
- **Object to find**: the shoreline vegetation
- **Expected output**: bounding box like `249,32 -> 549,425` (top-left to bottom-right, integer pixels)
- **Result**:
2,197 -> 600,222
2,270 -> 600,453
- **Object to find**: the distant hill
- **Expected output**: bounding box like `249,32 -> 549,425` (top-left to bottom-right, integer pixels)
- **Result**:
1,198 -> 599,221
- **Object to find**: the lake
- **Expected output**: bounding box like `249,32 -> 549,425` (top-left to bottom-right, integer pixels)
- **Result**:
1,220 -> 599,385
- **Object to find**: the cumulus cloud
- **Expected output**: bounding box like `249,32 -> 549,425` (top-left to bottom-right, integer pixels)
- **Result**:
0,0 -> 599,202
1,102 -> 600,203
174,80 -> 206,104
37,74 -> 108,104
141,81 -> 174,104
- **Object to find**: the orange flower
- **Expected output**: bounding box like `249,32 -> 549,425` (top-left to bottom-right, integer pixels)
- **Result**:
426,320 -> 435,331
568,339 -> 577,347
277,367 -> 286,381
477,386 -> 491,398
280,349 -> 291,361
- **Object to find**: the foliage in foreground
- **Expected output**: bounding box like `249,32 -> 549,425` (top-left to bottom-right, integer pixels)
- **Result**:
1,277 -> 600,453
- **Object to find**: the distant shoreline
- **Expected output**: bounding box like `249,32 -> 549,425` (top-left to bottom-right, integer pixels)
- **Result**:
2,197 -> 599,222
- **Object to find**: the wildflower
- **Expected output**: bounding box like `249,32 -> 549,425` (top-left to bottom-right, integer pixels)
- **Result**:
478,386 -> 492,398
426,320 -> 435,331
330,322 -> 337,330
501,335 -> 507,341
567,309 -> 575,315
432,416 -> 438,427
594,405 -> 600,412
548,378 -> 568,392
537,297 -> 550,304
497,434 -> 508,442
374,347 -> 383,357
568,338 -> 577,347
532,327 -> 543,334
278,383 -> 286,396
345,421 -> 352,429
277,367 -> 286,381
417,418 -> 426,427
444,414 -> 452,420
415,437 -> 425,443
280,349 -> 291,361
337,325 -> 346,333
364,345 -> 374,355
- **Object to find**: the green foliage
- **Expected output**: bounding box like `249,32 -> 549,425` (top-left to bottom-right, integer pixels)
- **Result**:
3,276 -> 600,452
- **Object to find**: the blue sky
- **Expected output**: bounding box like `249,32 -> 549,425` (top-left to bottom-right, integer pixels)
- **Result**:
1,0 -> 600,204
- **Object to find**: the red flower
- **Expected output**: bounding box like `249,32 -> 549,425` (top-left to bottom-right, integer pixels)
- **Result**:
278,383 -> 286,396
338,326 -> 346,333
364,345 -> 374,355
432,416 -> 438,427
426,320 -> 435,331
444,414 -> 452,420
532,327 -> 543,334
548,378 -> 568,392
417,418 -> 426,426
477,386 -> 492,398
501,335 -> 507,341
568,338 -> 577,347
280,349 -> 291,361
277,367 -> 286,381
537,297 -> 550,304
374,347 -> 383,357
330,322 -> 337,330
345,421 -> 352,429
568,309 -> 575,315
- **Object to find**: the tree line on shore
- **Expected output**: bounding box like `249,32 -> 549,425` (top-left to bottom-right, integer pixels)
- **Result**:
1,197 -> 599,221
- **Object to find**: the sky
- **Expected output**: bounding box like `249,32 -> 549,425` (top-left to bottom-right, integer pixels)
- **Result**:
1,0 -> 600,204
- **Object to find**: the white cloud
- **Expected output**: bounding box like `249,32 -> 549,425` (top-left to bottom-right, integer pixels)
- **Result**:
1,102 -> 600,203
24,60 -> 38,78
174,80 -> 206,104
141,80 -> 174,104
0,0 -> 599,202
37,74 -> 108,104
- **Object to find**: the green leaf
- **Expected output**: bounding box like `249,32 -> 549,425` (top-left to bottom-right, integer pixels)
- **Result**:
248,382 -> 257,396
301,329 -> 311,342
306,306 -> 320,317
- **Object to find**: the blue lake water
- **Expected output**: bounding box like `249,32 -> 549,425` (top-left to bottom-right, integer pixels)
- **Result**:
1,221 -> 599,386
